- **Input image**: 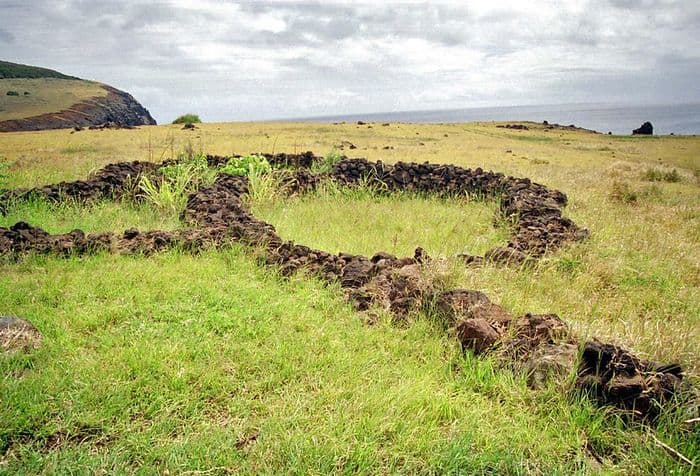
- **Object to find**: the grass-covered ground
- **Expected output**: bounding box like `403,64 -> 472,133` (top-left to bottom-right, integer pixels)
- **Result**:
0,78 -> 107,122
0,121 -> 698,473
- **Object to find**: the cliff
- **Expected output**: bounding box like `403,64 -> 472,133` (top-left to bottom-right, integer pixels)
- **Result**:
0,61 -> 156,132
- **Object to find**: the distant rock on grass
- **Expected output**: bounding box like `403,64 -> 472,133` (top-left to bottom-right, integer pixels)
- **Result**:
632,121 -> 653,135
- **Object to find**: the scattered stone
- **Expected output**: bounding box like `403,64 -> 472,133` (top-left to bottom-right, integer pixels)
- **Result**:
336,141 -> 357,150
525,343 -> 578,389
576,340 -> 682,419
182,123 -> 197,130
456,318 -> 501,354
497,124 -> 529,130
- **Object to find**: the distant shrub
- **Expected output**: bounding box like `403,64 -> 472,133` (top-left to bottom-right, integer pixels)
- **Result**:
172,114 -> 202,125
642,167 -> 681,183
6,90 -> 19,96
219,154 -> 271,177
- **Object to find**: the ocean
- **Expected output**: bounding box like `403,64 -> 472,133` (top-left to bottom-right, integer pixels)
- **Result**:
290,103 -> 700,136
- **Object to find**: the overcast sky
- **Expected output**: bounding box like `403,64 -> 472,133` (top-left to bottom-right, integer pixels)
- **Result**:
1,0 -> 699,123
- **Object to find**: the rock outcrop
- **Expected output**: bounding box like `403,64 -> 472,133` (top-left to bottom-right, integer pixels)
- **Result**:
632,121 -> 653,135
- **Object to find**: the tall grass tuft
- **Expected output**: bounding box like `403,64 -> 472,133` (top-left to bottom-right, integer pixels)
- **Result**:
138,171 -> 194,215
642,167 -> 682,183
245,169 -> 290,206
139,153 -> 217,214
310,148 -> 344,174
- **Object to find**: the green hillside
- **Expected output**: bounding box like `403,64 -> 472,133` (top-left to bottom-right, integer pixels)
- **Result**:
0,60 -> 78,80
0,60 -> 156,130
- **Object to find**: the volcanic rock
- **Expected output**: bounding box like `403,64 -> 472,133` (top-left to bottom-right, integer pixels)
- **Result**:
632,122 -> 653,135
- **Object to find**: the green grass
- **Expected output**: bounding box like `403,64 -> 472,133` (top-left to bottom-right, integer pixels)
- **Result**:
2,249 -> 694,474
1,123 -> 699,473
59,144 -> 99,155
0,78 -> 107,122
0,60 -> 78,80
0,198 -> 181,234
510,135 -> 553,143
252,186 -> 507,257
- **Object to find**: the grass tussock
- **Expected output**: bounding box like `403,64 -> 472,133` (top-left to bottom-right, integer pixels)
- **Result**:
608,180 -> 662,204
642,167 -> 682,183
138,153 -> 217,215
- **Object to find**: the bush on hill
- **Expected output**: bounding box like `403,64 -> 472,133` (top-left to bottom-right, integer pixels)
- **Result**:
172,114 -> 202,125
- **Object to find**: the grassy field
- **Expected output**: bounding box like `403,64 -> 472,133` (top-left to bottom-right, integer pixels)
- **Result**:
1,121 -> 699,473
0,78 -> 107,121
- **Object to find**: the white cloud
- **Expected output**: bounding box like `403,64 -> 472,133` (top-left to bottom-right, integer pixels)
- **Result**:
0,0 -> 698,122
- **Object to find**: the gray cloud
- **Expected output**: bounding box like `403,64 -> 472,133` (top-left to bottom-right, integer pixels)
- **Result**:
0,28 -> 15,44
0,0 -> 698,122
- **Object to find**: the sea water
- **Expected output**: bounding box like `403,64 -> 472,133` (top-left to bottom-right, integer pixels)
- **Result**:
291,103 -> 700,136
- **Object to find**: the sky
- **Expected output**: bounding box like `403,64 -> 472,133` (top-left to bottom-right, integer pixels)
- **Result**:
1,0 -> 699,123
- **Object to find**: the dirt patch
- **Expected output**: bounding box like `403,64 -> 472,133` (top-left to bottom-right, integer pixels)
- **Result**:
0,152 -> 688,420
0,316 -> 42,354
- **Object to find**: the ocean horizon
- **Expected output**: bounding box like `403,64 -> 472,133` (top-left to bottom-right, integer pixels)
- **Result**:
283,102 -> 700,136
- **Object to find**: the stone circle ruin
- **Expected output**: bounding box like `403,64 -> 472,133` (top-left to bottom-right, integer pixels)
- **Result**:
0,152 -> 688,420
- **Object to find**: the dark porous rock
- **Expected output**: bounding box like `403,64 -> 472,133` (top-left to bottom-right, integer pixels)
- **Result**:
340,257 -> 373,289
576,340 -> 684,419
435,289 -> 512,327
456,318 -> 502,354
436,289 -> 489,322
497,124 -> 529,130
524,343 -> 578,389
1,316 -> 42,353
485,247 -> 527,264
632,122 -> 653,135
